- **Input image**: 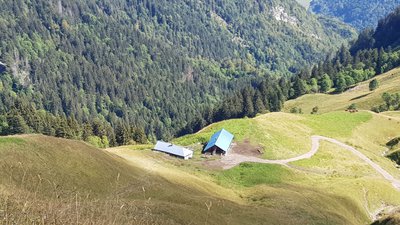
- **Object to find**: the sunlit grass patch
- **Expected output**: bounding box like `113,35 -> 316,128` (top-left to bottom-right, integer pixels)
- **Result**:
0,137 -> 26,145
216,163 -> 293,187
302,111 -> 372,137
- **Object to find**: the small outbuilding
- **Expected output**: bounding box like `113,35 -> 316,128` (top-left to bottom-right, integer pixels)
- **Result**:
153,141 -> 193,160
203,129 -> 234,155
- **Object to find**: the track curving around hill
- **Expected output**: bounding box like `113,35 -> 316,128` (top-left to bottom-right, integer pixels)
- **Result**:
221,135 -> 400,190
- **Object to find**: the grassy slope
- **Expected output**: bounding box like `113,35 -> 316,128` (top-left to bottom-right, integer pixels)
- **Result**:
284,67 -> 400,114
176,111 -> 400,212
0,135 -> 180,224
110,145 -> 368,225
172,71 -> 400,222
382,111 -> 400,118
281,66 -> 400,176
0,117 -> 397,224
0,135 -> 366,225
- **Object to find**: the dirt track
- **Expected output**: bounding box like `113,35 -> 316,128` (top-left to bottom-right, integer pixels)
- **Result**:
221,135 -> 400,190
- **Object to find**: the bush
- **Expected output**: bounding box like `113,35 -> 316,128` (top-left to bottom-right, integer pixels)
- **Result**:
290,107 -> 303,114
388,151 -> 400,165
347,103 -> 357,110
369,79 -> 379,91
311,106 -> 319,114
87,135 -> 109,148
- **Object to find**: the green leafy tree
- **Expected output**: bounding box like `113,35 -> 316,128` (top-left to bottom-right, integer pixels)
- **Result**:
319,74 -> 333,93
369,79 -> 379,91
336,75 -> 347,93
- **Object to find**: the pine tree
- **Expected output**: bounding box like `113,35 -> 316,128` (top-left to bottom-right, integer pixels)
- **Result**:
242,88 -> 255,117
55,118 -> 69,138
254,91 -> 265,113
6,113 -> 29,135
82,122 -> 93,141
132,127 -> 147,144
115,122 -> 129,146
292,76 -> 308,97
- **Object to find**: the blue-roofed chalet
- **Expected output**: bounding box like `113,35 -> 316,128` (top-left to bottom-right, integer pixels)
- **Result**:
203,129 -> 234,155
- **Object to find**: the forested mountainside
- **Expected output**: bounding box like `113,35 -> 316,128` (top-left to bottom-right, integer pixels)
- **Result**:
351,7 -> 400,53
0,0 -> 354,143
310,0 -> 400,30
180,6 -> 400,135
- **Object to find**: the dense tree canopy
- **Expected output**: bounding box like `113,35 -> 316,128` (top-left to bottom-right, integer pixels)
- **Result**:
180,6 -> 400,135
0,0 -> 355,142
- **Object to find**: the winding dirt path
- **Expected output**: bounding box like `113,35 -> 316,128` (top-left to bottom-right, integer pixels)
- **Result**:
221,135 -> 400,190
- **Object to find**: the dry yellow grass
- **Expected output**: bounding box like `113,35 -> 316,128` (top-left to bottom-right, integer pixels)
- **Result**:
109,145 -> 370,225
0,135 -> 369,224
106,146 -> 244,204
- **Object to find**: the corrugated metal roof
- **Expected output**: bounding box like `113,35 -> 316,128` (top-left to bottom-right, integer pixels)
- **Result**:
153,141 -> 193,158
204,129 -> 234,152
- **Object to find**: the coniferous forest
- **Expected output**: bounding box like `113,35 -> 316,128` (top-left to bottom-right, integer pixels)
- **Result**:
1,1 -> 400,147
180,6 -> 400,135
0,0 -> 355,146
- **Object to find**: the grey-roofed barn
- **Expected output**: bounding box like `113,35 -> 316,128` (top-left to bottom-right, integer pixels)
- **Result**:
153,141 -> 193,160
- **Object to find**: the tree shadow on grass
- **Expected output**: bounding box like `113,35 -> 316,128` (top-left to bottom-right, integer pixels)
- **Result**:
350,93 -> 372,101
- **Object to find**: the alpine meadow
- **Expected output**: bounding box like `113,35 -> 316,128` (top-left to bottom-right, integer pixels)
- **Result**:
1,0 -> 400,225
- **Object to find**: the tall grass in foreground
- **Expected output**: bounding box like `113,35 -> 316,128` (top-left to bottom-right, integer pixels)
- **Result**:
0,164 -> 161,225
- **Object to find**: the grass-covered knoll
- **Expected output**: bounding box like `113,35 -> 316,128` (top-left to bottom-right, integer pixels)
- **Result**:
284,67 -> 400,114
0,135 -> 141,196
176,113 -> 314,159
0,135 -> 164,224
177,111 -> 372,160
174,117 -> 260,146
